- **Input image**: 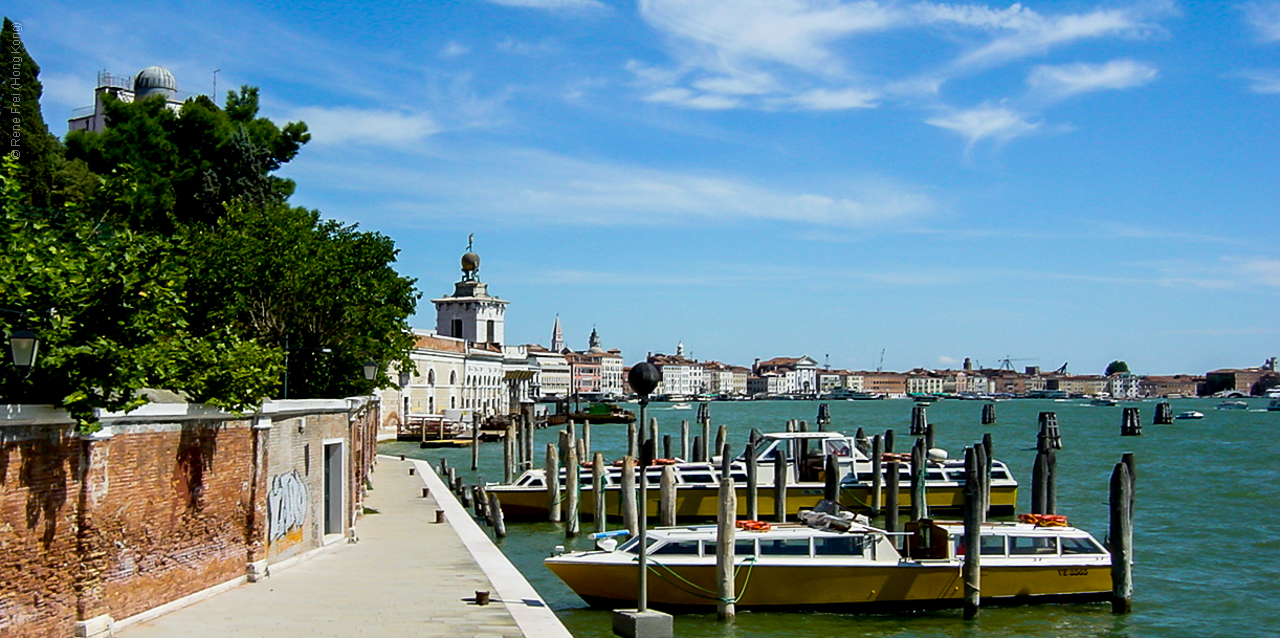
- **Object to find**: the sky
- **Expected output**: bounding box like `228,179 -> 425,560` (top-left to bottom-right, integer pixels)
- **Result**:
11,0 -> 1279,376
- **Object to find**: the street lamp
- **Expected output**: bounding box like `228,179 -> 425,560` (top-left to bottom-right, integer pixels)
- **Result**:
8,329 -> 39,371
363,360 -> 379,382
626,361 -> 662,613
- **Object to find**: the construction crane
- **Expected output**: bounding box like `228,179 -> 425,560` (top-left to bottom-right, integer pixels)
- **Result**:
997,356 -> 1036,371
876,349 -> 885,372
1054,362 -> 1069,374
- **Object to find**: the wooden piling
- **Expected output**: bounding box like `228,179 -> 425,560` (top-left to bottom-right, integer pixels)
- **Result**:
662,434 -> 672,460
963,446 -> 981,619
774,448 -> 788,523
1110,460 -> 1134,614
824,454 -> 839,502
816,403 -> 831,430
659,464 -> 677,527
592,452 -> 606,534
981,433 -> 994,518
870,435 -> 883,515
974,441 -> 989,522
627,420 -> 638,458
924,422 -> 936,453
910,439 -> 928,521
884,429 -> 895,454
546,443 -> 561,523
1031,449 -> 1048,515
474,485 -> 488,521
701,420 -> 712,462
1154,401 -> 1173,425
1121,407 -> 1142,436
981,402 -> 996,425
746,443 -> 759,521
565,440 -> 580,537
502,426 -> 513,484
620,455 -> 638,536
715,424 -> 727,459
692,436 -> 705,465
583,423 -> 591,462
910,405 -> 927,436
681,420 -> 690,461
716,475 -> 737,621
1045,448 -> 1058,515
798,420 -> 808,433
854,428 -> 870,456
885,460 -> 901,536
471,417 -> 480,471
488,491 -> 507,538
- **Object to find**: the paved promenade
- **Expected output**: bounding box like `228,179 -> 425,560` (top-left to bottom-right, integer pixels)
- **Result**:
118,455 -> 573,638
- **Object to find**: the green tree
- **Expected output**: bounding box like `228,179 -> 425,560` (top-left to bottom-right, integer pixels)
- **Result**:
0,157 -> 282,429
186,200 -> 419,399
1105,360 -> 1130,376
63,85 -> 309,232
2,17 -> 62,209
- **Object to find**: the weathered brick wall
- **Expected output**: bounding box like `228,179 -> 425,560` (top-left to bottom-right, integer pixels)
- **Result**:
0,425 -> 82,638
0,399 -> 377,638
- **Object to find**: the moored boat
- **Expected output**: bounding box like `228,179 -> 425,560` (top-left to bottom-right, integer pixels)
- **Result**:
546,506 -> 1111,612
486,431 -> 1018,520
1175,411 -> 1205,420
1215,400 -> 1249,410
546,402 -> 636,425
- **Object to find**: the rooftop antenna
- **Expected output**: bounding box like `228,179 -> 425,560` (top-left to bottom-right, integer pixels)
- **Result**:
877,349 -> 885,372
212,69 -> 220,98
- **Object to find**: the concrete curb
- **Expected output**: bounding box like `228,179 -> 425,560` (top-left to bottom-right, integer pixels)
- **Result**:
401,455 -> 574,638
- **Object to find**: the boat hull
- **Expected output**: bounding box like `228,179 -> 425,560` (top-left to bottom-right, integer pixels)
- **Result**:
546,560 -> 1110,611
490,483 -> 1017,521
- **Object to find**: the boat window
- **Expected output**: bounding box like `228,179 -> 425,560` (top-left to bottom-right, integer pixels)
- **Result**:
814,536 -> 864,556
979,535 -> 1006,556
990,466 -> 1012,481
1061,536 -> 1106,555
1009,536 -> 1059,555
682,472 -> 714,485
759,538 -> 811,556
729,472 -> 748,482
651,541 -> 700,556
823,439 -> 853,458
527,477 -> 545,488
703,539 -> 756,556
926,468 -> 948,482
516,475 -> 532,487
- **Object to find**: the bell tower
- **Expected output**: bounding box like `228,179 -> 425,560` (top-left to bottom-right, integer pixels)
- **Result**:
432,235 -> 508,346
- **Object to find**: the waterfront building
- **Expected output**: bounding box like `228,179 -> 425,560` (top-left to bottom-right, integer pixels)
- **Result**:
1140,374 -> 1205,397
905,369 -> 945,395
1206,362 -> 1277,396
1044,374 -> 1108,396
754,356 -> 820,396
1107,372 -> 1142,400
525,345 -> 571,400
861,371 -> 908,396
649,343 -> 705,398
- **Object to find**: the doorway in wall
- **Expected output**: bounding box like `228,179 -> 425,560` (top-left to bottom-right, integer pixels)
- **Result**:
322,441 -> 344,536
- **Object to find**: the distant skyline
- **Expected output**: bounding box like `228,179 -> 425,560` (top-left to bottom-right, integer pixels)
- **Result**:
12,0 -> 1279,376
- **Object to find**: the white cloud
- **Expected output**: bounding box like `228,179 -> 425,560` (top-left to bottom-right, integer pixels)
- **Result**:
441,42 -> 470,58
485,0 -> 607,10
1243,1 -> 1280,42
926,106 -> 1039,145
1235,258 -> 1280,286
290,107 -> 440,147
1027,59 -> 1158,99
1241,69 -> 1280,93
785,87 -> 879,110
948,7 -> 1161,71
643,87 -> 742,109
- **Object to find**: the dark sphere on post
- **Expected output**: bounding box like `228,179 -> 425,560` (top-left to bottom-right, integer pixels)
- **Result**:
628,361 -> 663,397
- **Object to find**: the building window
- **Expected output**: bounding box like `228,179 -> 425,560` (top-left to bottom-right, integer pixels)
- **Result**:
428,369 -> 436,386
487,320 -> 495,343
451,319 -> 463,339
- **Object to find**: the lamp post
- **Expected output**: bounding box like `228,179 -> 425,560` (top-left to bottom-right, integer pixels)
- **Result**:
8,329 -> 39,371
626,362 -> 662,612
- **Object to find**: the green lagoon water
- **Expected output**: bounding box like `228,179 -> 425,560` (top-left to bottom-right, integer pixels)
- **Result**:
380,398 -> 1280,638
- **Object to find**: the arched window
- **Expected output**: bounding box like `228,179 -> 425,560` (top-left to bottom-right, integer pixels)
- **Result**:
450,370 -> 457,385
428,369 -> 436,386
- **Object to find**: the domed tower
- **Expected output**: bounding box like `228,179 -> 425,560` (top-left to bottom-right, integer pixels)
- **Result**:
433,235 -> 508,346
134,66 -> 177,101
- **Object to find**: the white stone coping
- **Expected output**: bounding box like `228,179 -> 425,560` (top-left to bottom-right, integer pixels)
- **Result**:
403,455 -> 575,638
2,397 -> 372,428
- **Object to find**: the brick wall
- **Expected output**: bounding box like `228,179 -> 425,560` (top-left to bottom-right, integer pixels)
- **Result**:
0,399 -> 377,638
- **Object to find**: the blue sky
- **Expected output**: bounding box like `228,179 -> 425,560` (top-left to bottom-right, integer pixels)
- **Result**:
13,0 -> 1280,375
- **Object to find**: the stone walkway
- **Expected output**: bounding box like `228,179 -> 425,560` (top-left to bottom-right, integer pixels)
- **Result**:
117,455 -> 572,638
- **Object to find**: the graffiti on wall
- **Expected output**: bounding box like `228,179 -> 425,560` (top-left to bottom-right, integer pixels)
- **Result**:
268,471 -> 309,547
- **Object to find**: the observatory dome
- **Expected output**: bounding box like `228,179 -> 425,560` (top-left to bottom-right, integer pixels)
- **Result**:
134,66 -> 177,101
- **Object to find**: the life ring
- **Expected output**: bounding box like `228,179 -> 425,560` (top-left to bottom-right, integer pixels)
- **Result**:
736,519 -> 771,532
1018,513 -> 1069,527
652,458 -> 678,465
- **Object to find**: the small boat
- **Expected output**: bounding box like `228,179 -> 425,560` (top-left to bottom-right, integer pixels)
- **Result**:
1175,411 -> 1205,420
1269,398 -> 1280,412
546,402 -> 636,425
1215,400 -> 1249,410
486,431 -> 1019,521
670,402 -> 693,410
546,503 -> 1110,612
1088,397 -> 1118,407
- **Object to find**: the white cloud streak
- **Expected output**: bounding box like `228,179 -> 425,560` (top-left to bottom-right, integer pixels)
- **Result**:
290,107 -> 441,147
1243,1 -> 1280,42
926,106 -> 1039,145
1027,59 -> 1158,99
485,0 -> 608,10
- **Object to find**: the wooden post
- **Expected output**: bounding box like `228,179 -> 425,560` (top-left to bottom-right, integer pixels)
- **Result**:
660,464 -> 677,526
963,446 -> 981,619
746,443 -> 759,521
1110,460 -> 1134,614
1031,449 -> 1047,515
885,461 -> 900,536
663,434 -> 672,460
565,440 -> 580,537
981,433 -> 994,518
910,438 -> 928,521
854,427 -> 870,456
1122,452 -> 1136,515
524,415 -> 535,469
502,425 -> 513,484
620,455 -> 638,536
648,417 -> 659,450
798,420 -> 808,432
982,402 -> 996,425
627,420 -> 638,458
681,420 -> 690,461
459,483 -> 471,508
716,475 -> 737,621
824,454 -> 839,502
701,420 -> 712,462
582,422 -> 591,461
1045,448 -> 1058,515
974,441 -> 989,522
488,491 -> 507,538
1121,407 -> 1142,436
870,434 -> 883,515
910,405 -> 927,436
474,485 -> 488,521
720,443 -> 733,476
546,443 -> 561,523
471,416 -> 480,471
715,424 -> 727,460
692,436 -> 704,465
440,457 -> 449,479
884,429 -> 895,454
1154,401 -> 1173,425
773,447 -> 788,523
924,422 -> 936,453
592,452 -> 606,534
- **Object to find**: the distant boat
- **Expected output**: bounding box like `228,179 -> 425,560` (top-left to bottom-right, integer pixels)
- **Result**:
670,402 -> 693,410
1215,400 -> 1249,410
1089,397 -> 1118,407
1175,411 -> 1205,420
1267,398 -> 1280,412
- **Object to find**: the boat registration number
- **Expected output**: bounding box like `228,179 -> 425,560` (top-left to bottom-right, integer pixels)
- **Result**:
1057,568 -> 1090,577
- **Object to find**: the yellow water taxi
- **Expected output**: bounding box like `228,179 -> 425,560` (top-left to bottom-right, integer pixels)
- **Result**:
545,510 -> 1111,612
